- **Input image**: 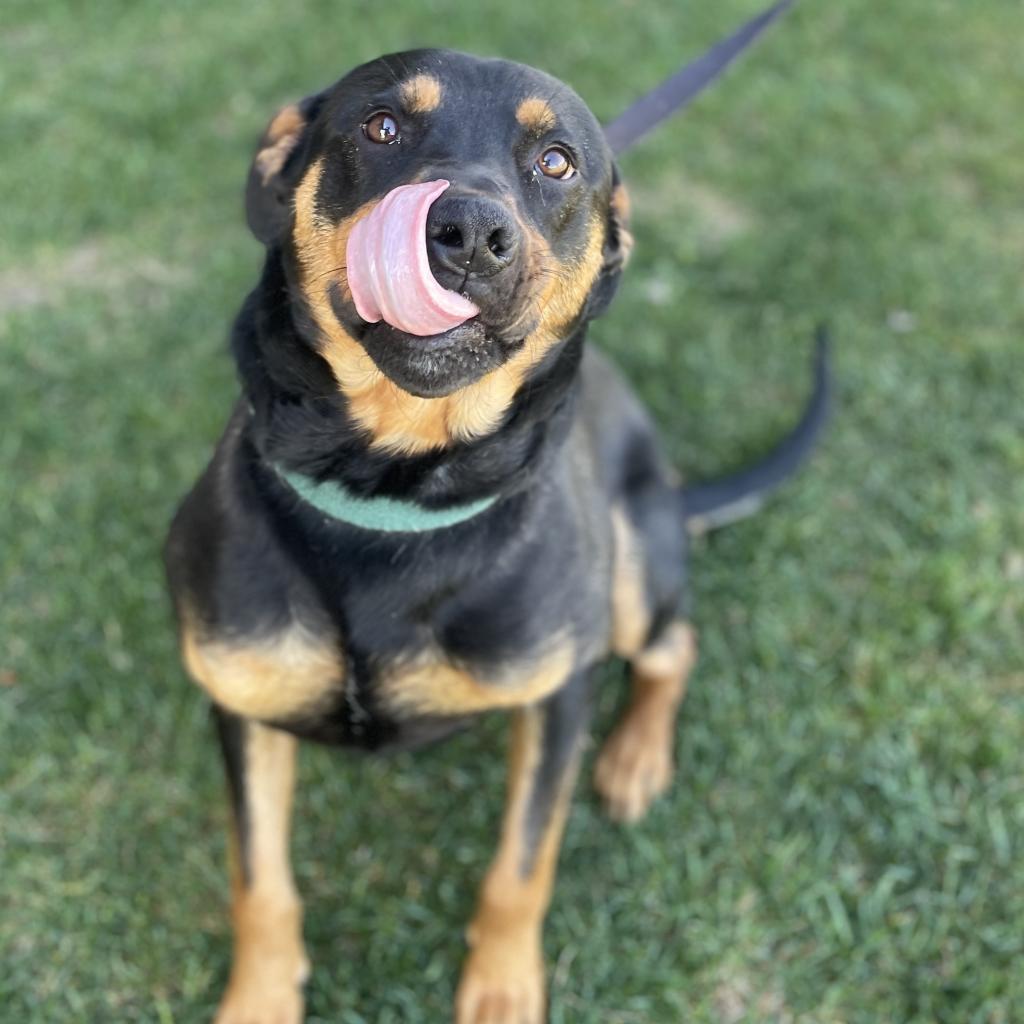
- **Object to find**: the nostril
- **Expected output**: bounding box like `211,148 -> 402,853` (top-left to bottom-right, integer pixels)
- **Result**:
487,227 -> 514,260
436,223 -> 463,249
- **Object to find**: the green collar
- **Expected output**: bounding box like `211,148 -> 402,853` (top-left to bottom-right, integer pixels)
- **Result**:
276,467 -> 499,533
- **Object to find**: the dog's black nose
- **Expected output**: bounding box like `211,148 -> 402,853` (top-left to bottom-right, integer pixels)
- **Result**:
427,194 -> 520,289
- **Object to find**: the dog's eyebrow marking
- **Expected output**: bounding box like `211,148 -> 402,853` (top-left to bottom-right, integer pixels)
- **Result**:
399,73 -> 443,114
516,97 -> 557,133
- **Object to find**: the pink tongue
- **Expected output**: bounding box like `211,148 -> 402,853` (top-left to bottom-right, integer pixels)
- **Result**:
346,179 -> 480,337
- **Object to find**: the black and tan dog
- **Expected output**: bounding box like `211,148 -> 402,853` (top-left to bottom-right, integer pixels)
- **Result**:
164,49 -> 828,1024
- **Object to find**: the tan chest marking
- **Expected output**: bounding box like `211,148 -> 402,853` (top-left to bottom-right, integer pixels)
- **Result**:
380,639 -> 575,717
180,617 -> 343,721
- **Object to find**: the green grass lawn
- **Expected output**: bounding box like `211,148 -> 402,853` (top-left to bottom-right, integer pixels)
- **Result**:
2,1 -> 1023,1020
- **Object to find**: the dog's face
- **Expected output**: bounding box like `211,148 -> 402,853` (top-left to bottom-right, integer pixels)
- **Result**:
246,50 -> 631,452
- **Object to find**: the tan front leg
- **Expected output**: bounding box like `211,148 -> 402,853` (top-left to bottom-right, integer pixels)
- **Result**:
456,673 -> 589,1024
595,621 -> 697,822
213,714 -> 309,1024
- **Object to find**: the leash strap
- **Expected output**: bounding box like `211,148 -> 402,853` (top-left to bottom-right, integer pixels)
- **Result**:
605,0 -> 794,154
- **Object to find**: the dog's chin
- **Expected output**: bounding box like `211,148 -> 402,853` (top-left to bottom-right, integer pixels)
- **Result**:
325,296 -> 524,400
356,319 -> 522,398
325,285 -> 534,398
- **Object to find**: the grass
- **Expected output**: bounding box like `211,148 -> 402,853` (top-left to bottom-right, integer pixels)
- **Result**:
2,0 -> 1023,1021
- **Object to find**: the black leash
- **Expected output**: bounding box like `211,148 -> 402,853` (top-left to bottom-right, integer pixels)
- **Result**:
605,0 -> 794,154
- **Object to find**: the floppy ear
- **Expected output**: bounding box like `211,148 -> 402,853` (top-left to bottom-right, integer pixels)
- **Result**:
604,164 -> 634,275
587,164 -> 634,318
245,91 -> 328,245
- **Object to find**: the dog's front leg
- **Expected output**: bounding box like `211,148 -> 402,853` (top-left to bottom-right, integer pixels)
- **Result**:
456,670 -> 592,1024
212,710 -> 309,1024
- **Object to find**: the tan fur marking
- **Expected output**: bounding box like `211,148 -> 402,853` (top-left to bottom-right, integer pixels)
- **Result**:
381,639 -> 575,717
399,73 -> 443,114
254,104 -> 306,185
595,622 -> 697,823
515,97 -> 557,133
633,621 -> 697,680
610,181 -> 631,223
609,182 -> 635,264
292,158 -> 607,454
216,723 -> 308,1024
456,709 -> 580,1023
181,614 -> 343,721
610,504 -> 651,658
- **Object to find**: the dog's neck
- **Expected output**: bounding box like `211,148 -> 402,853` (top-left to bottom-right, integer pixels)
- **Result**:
233,252 -> 584,509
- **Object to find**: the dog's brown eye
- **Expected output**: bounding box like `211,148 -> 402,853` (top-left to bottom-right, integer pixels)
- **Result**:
363,111 -> 400,144
536,147 -> 575,180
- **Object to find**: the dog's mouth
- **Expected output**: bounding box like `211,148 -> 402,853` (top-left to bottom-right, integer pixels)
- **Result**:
329,287 -> 528,399
335,179 -> 535,398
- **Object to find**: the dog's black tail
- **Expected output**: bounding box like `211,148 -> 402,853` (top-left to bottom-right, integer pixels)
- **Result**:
683,327 -> 832,534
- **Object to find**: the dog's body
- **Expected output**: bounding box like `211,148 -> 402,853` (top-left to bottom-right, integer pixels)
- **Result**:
164,49 -> 826,1023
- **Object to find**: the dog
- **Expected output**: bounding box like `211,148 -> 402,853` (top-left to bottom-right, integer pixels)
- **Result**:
164,48 -> 828,1024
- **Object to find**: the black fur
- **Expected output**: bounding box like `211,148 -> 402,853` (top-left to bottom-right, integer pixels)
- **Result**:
163,47 -> 827,1016
213,708 -> 251,884
521,669 -> 594,876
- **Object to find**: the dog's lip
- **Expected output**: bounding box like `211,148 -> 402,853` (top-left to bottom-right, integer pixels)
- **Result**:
343,293 -> 519,348
356,315 -> 518,399
361,315 -> 488,351
329,280 -> 529,361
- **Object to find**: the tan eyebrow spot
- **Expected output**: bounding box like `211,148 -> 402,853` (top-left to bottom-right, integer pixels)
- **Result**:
399,74 -> 443,114
516,97 -> 556,133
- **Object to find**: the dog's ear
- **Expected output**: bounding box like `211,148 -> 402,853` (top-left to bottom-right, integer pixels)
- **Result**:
604,164 -> 634,275
245,91 -> 328,245
587,163 -> 634,318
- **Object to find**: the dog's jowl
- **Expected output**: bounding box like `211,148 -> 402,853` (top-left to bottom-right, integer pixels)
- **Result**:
164,49 -> 826,1024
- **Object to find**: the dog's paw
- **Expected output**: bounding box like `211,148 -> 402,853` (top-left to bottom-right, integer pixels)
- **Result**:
214,978 -> 306,1024
214,985 -> 304,1024
455,937 -> 545,1024
213,951 -> 310,1024
593,716 -> 673,823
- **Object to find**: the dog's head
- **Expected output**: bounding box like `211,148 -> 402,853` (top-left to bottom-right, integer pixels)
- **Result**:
246,49 -> 631,453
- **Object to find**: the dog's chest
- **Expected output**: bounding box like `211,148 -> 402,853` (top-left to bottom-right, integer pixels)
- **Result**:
273,504 -> 611,750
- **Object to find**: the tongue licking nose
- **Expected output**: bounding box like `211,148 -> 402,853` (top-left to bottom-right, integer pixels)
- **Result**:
346,179 -> 480,337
